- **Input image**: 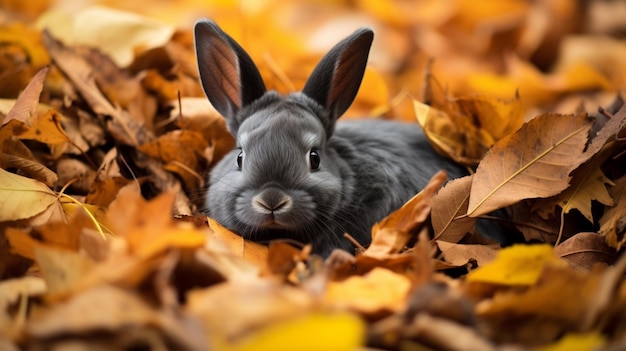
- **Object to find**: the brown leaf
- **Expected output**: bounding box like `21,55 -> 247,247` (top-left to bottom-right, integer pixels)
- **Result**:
476,263 -> 602,345
537,165 -> 614,223
0,108 -> 70,157
468,113 -> 592,217
0,137 -> 58,187
435,241 -> 499,268
554,232 -> 617,270
56,158 -> 96,193
138,130 -> 209,191
432,175 -> 476,243
2,66 -> 48,126
171,97 -> 235,163
42,30 -> 153,146
599,175 -> 626,250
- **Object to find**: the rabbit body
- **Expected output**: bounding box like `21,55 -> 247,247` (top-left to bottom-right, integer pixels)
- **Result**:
195,21 -> 467,256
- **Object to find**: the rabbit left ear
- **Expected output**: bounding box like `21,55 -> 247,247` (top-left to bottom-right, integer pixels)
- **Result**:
194,20 -> 266,125
302,28 -> 374,128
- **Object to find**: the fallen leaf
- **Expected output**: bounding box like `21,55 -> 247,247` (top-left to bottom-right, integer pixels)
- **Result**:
0,168 -> 60,222
186,279 -> 313,344
42,30 -> 153,146
599,176 -> 626,250
435,241 -> 499,268
207,217 -> 269,266
537,332 -> 606,351
538,165 -> 614,223
2,66 -> 48,127
37,6 -> 175,67
0,137 -> 58,187
222,312 -> 365,351
468,113 -> 592,217
366,170 -> 447,257
34,245 -> 95,296
325,268 -> 411,315
431,175 -> 476,243
474,263 -> 614,346
466,244 -> 565,286
554,232 -> 616,270
106,187 -> 206,258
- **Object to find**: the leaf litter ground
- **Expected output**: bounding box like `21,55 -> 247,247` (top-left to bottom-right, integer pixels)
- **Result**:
1,1 -> 626,350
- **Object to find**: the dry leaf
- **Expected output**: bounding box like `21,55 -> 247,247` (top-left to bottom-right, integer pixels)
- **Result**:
0,168 -> 60,222
0,137 -> 58,186
554,232 -> 616,270
366,170 -> 446,257
207,217 -> 269,265
37,6 -> 175,67
466,244 -> 565,286
431,175 -> 476,242
107,187 -> 206,258
222,312 -> 364,351
476,263 -> 603,345
599,176 -> 626,250
468,113 -> 592,217
435,241 -> 499,268
325,267 -> 411,315
2,66 -> 48,127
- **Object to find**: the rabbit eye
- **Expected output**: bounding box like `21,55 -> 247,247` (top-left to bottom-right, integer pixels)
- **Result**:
309,149 -> 320,170
236,150 -> 243,169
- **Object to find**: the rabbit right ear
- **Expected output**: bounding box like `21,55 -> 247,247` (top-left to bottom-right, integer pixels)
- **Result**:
302,28 -> 373,133
194,20 -> 266,129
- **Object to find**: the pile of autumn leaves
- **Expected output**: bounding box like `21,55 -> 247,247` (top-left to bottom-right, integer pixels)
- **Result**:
1,3 -> 626,351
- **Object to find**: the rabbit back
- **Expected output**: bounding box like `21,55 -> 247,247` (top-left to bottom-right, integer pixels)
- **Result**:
329,119 -> 467,250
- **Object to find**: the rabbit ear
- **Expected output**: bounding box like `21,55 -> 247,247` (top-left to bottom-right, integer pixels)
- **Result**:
194,20 -> 266,122
302,28 -> 374,127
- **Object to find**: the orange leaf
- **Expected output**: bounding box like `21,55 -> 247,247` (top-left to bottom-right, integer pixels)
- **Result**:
367,170 -> 447,257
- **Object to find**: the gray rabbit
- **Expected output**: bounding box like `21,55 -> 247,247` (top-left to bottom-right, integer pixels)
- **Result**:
194,20 -> 467,257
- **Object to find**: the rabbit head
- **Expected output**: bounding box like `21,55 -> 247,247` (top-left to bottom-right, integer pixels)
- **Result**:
194,20 -> 373,250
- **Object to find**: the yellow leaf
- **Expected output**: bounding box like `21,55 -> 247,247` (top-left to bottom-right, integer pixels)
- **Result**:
413,99 -> 488,165
467,244 -> 565,286
37,6 -> 175,67
325,267 -> 411,313
538,333 -> 606,351
222,312 -> 365,351
0,168 -> 59,222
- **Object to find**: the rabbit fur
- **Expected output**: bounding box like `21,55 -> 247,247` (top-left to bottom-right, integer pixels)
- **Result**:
194,20 -> 468,257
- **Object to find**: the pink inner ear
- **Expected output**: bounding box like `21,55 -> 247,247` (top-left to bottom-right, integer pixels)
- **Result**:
329,48 -> 364,113
208,36 -> 241,109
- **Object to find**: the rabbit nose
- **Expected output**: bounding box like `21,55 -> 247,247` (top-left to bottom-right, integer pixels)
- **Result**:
252,188 -> 292,214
